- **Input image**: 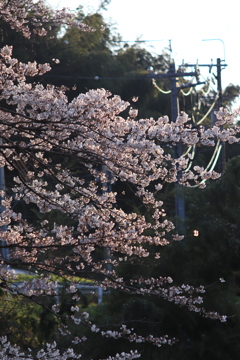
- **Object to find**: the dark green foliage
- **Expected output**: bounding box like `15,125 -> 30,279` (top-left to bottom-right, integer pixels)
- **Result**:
90,156 -> 240,360
0,293 -> 56,350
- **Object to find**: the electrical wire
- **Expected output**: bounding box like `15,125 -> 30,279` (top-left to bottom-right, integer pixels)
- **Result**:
186,142 -> 222,188
152,74 -> 220,179
182,144 -> 195,158
184,139 -> 221,176
152,79 -> 171,94
196,92 -> 219,125
182,145 -> 196,173
181,82 -> 221,185
204,140 -> 221,171
150,64 -> 223,188
179,76 -> 196,96
180,87 -> 193,96
38,74 -> 149,80
200,80 -> 211,96
114,39 -> 168,43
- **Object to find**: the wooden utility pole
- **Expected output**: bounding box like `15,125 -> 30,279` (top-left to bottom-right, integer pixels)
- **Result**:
148,62 -> 201,234
0,160 -> 9,260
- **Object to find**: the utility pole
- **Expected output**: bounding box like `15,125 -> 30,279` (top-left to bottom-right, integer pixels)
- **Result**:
0,157 -> 9,260
216,57 -> 226,172
148,62 -> 202,234
184,58 -> 227,172
149,58 -> 227,233
169,62 -> 185,234
217,58 -> 223,109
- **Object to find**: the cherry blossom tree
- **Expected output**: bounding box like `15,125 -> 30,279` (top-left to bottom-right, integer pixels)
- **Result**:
0,1 -> 240,359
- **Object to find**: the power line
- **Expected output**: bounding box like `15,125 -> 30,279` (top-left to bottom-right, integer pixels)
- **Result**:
113,39 -> 169,43
196,92 -> 219,125
180,87 -> 193,96
186,142 -> 222,189
151,79 -> 171,94
38,74 -> 150,80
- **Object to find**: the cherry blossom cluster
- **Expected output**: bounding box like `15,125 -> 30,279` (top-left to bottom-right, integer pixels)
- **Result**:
0,334 -> 140,360
0,336 -> 81,359
0,1 -> 239,358
0,0 -> 94,39
102,350 -> 140,360
0,55 -> 236,346
99,325 -> 176,347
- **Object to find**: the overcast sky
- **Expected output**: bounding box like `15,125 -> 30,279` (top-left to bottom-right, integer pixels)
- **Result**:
47,0 -> 240,106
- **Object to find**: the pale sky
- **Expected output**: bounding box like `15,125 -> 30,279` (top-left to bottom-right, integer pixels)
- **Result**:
47,0 -> 240,105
